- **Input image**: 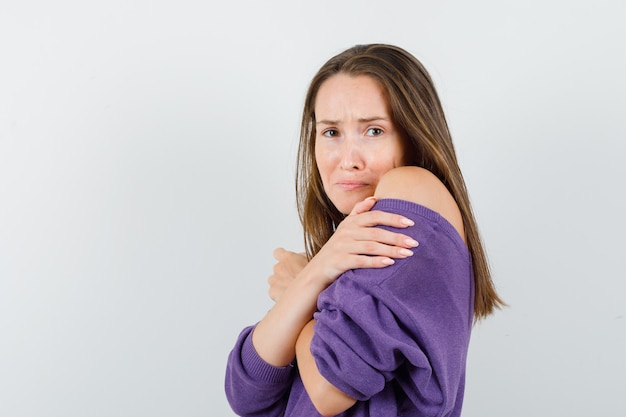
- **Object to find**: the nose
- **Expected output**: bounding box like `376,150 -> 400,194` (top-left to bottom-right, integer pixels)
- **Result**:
339,136 -> 364,170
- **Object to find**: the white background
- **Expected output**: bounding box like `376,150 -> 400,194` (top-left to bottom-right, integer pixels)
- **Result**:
1,1 -> 624,416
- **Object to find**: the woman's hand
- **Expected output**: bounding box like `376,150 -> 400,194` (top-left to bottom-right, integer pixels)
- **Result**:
253,196 -> 416,367
268,248 -> 308,302
306,196 -> 419,285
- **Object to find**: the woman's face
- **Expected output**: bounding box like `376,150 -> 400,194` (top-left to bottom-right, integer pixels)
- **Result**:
314,74 -> 406,215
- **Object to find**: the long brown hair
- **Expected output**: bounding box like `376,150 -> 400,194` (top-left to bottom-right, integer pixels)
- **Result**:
296,44 -> 504,319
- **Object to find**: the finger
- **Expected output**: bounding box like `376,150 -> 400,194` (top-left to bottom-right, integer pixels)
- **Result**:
354,240 -> 416,259
339,233 -> 419,254
333,216 -> 418,248
273,247 -> 287,260
273,261 -> 285,275
364,227 -> 420,249
351,209 -> 415,228
268,286 -> 280,302
346,254 -> 399,269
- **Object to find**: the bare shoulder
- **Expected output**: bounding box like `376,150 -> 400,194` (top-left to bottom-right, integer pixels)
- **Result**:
374,166 -> 466,243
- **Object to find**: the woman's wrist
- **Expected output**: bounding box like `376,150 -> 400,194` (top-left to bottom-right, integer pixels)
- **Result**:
251,266 -> 326,366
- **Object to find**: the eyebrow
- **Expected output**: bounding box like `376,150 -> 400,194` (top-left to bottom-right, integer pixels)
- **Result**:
316,116 -> 389,125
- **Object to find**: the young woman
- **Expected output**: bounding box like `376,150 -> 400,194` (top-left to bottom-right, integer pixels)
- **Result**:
225,43 -> 504,417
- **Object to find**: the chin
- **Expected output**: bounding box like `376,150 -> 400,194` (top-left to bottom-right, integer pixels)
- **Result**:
328,189 -> 371,215
334,199 -> 361,216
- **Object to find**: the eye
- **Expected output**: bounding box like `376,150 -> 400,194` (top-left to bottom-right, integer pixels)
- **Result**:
323,129 -> 339,138
366,127 -> 384,137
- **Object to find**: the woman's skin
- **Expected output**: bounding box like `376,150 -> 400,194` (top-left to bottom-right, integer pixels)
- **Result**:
295,166 -> 465,416
314,74 -> 408,214
253,73 -> 465,416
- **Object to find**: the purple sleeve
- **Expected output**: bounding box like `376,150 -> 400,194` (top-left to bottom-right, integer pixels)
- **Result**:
310,199 -> 473,412
225,325 -> 295,417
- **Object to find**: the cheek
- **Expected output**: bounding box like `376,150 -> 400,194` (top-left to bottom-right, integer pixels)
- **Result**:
380,146 -> 406,171
392,141 -> 409,167
314,147 -> 324,174
314,154 -> 330,192
315,146 -> 335,178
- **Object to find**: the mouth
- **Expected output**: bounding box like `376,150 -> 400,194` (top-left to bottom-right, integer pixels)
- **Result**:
336,181 -> 369,191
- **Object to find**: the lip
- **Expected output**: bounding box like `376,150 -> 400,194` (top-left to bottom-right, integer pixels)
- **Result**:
336,180 -> 369,191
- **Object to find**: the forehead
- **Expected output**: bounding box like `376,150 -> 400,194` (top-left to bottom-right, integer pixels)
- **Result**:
314,74 -> 390,117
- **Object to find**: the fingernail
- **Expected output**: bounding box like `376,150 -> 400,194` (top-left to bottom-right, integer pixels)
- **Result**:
382,258 -> 395,265
401,218 -> 414,226
405,238 -> 419,247
400,248 -> 414,257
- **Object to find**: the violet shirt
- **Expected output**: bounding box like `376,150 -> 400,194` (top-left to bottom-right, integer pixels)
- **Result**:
225,199 -> 474,417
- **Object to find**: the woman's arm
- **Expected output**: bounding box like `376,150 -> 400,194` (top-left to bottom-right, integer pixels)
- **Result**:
294,166 -> 467,413
252,196 -> 419,367
296,320 -> 357,417
374,166 -> 465,243
252,261 -> 330,366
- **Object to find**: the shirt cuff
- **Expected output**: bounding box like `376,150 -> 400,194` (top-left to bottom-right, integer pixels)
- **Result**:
240,329 -> 295,384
